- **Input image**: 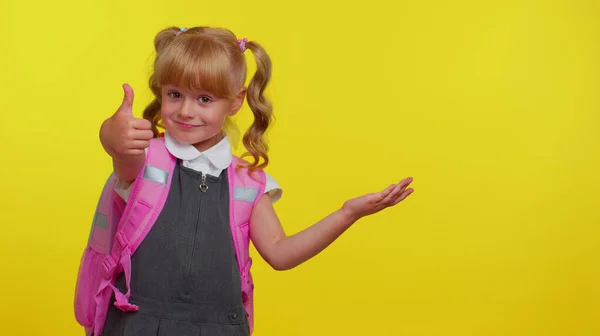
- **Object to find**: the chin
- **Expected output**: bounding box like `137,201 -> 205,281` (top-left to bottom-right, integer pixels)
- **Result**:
172,130 -> 217,146
168,131 -> 195,144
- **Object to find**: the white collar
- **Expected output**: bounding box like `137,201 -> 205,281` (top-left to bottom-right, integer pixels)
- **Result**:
164,131 -> 232,170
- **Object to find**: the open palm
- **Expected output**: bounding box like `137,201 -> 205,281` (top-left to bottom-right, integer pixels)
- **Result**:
342,177 -> 414,222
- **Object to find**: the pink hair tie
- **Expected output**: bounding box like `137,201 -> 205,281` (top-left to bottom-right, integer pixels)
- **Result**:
176,27 -> 188,36
237,38 -> 248,52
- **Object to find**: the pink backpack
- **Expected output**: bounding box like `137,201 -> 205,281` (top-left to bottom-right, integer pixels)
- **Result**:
74,137 -> 265,335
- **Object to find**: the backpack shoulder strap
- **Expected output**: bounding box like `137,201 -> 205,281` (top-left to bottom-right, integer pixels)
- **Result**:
105,137 -> 176,311
117,137 -> 176,251
229,156 -> 267,198
227,156 -> 266,334
87,174 -> 120,254
228,155 -> 267,228
227,156 -> 266,265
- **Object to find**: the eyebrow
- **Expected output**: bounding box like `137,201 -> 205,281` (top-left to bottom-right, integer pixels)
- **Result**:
163,86 -> 218,98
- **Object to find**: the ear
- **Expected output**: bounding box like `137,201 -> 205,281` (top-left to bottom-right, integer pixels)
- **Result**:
230,87 -> 247,116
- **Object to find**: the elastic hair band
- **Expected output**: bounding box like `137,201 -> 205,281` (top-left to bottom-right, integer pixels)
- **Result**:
237,38 -> 248,52
176,27 -> 188,36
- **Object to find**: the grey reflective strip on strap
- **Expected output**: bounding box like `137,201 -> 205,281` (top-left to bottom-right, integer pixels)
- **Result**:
234,187 -> 259,202
89,212 -> 108,244
143,165 -> 169,185
93,212 -> 109,229
88,174 -> 114,244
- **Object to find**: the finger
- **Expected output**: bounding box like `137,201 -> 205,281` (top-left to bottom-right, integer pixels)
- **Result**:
124,148 -> 146,156
117,83 -> 135,116
393,178 -> 413,196
129,129 -> 154,141
122,83 -> 134,108
382,178 -> 413,205
381,183 -> 404,205
399,177 -> 413,189
390,188 -> 414,206
131,118 -> 152,130
373,185 -> 395,202
128,140 -> 151,149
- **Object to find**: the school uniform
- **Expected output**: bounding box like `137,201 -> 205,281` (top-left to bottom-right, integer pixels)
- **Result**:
101,132 -> 281,336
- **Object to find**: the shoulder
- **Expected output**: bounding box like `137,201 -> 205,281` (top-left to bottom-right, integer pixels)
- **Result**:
263,172 -> 282,204
231,156 -> 282,204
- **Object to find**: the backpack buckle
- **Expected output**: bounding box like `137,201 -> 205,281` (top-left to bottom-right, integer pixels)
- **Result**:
116,230 -> 131,251
102,256 -> 116,279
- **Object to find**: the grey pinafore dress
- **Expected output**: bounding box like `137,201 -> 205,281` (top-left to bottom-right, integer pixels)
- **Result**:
102,162 -> 250,336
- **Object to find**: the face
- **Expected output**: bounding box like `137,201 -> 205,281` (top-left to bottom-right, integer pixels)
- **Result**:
160,84 -> 245,151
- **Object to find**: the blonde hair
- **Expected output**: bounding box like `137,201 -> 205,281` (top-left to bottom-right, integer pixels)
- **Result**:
142,26 -> 273,172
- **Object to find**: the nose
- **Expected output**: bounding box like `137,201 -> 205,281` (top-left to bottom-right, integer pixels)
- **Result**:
178,101 -> 194,118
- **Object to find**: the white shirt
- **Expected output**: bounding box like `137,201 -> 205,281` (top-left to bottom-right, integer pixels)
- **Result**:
115,132 -> 282,203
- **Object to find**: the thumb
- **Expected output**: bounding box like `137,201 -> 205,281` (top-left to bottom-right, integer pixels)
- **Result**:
117,83 -> 135,116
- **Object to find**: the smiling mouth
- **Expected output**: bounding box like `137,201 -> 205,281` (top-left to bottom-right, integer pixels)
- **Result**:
174,121 -> 202,128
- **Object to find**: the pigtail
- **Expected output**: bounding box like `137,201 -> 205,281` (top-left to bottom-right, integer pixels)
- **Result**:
241,41 -> 273,172
154,27 -> 180,53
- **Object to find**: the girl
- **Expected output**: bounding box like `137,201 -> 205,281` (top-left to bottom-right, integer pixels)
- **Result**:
94,26 -> 413,335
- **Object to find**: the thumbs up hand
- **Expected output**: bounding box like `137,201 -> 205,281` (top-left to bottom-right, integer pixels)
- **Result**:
100,84 -> 154,158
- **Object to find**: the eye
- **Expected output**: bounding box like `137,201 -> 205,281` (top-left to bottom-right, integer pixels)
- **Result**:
198,96 -> 212,104
167,91 -> 181,99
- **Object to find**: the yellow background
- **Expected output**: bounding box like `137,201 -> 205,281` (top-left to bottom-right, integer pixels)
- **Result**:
1,0 -> 599,335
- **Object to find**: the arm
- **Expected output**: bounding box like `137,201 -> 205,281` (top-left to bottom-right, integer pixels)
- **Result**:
250,178 -> 414,271
100,84 -> 153,185
110,153 -> 145,186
